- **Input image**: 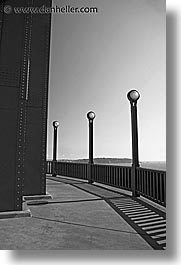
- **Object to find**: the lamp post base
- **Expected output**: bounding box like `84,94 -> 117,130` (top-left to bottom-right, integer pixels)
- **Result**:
131,191 -> 140,197
88,180 -> 94,184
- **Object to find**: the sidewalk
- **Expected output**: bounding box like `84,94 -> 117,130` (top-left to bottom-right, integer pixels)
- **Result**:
0,176 -> 153,250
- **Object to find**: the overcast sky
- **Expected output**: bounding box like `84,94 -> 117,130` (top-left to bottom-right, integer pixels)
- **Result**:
47,0 -> 166,161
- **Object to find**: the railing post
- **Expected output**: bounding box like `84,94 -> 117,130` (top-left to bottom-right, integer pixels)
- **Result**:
87,111 -> 96,184
52,121 -> 59,177
127,90 -> 140,197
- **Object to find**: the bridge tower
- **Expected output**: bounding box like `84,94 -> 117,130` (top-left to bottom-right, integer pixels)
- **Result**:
0,0 -> 52,212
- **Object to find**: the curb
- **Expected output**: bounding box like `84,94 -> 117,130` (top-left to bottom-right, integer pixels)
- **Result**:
0,209 -> 32,219
23,193 -> 53,201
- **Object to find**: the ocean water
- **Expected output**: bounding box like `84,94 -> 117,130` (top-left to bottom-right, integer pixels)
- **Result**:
102,162 -> 166,171
111,162 -> 166,171
140,161 -> 166,171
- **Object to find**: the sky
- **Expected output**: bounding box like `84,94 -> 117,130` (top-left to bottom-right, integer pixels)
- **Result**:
47,0 -> 166,161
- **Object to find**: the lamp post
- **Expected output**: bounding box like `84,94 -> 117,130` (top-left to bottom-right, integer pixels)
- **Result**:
52,121 -> 59,177
127,90 -> 140,196
87,111 -> 96,184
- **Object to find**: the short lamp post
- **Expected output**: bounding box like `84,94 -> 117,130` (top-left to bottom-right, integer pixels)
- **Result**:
52,121 -> 59,177
87,111 -> 96,184
127,90 -> 140,197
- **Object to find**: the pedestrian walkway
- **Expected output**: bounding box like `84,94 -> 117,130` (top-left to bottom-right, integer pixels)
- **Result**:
0,175 -> 166,250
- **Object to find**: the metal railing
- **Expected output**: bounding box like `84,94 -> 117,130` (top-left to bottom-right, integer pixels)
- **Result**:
46,161 -> 166,207
92,164 -> 131,191
56,161 -> 88,180
136,167 -> 166,207
47,160 -> 53,174
47,160 -> 88,179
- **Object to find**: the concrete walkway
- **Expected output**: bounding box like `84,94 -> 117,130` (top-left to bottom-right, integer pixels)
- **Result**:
0,176 -> 155,250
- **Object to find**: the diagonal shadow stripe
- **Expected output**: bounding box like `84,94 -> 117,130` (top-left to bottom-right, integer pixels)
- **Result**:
105,198 -> 166,250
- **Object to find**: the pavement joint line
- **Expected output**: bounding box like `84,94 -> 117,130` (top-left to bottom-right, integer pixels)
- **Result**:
46,196 -> 126,205
43,196 -> 126,206
31,215 -> 155,237
31,215 -> 164,239
45,198 -> 103,205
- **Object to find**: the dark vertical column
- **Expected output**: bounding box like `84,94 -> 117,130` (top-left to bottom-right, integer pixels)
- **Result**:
23,0 -> 52,195
0,0 -> 27,211
52,121 -> 59,177
89,121 -> 94,164
0,0 -> 52,211
130,103 -> 139,168
53,127 -> 58,162
127,90 -> 140,197
87,111 -> 96,184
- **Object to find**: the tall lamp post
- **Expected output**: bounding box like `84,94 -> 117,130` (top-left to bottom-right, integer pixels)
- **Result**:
87,111 -> 96,184
52,121 -> 59,177
127,90 -> 140,196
